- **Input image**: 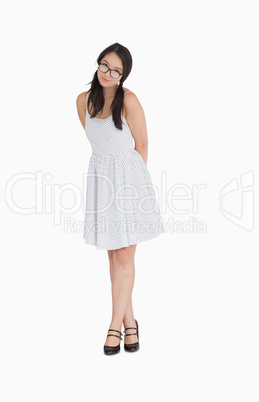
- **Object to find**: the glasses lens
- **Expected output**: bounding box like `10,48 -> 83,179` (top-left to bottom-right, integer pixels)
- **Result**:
99,63 -> 108,73
110,70 -> 120,79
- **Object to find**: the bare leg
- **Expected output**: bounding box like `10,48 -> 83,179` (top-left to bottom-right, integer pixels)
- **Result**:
108,250 -> 136,327
105,244 -> 138,347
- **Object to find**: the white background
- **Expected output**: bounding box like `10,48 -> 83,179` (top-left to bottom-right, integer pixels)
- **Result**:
1,0 -> 258,401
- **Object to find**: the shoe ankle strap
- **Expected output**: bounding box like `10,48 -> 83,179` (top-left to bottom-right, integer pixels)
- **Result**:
108,329 -> 123,336
124,319 -> 138,332
123,327 -> 137,332
107,329 -> 123,339
124,332 -> 138,337
107,334 -> 123,340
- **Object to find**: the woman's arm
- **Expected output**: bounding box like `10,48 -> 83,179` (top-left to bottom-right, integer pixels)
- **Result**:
124,92 -> 148,165
76,91 -> 87,129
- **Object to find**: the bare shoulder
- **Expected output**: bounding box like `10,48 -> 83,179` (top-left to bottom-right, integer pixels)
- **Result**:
123,88 -> 143,114
123,88 -> 141,105
76,90 -> 88,109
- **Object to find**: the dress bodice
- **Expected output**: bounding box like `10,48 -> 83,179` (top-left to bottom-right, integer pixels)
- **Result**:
85,91 -> 134,157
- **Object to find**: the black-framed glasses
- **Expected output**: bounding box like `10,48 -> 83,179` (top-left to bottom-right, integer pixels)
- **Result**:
98,62 -> 123,80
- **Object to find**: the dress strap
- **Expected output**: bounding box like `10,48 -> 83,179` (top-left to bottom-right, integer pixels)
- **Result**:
124,90 -> 131,95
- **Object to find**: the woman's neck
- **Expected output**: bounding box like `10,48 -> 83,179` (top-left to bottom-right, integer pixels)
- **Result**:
102,85 -> 119,99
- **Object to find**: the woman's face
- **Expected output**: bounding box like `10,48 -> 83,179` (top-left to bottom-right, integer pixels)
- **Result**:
97,52 -> 124,88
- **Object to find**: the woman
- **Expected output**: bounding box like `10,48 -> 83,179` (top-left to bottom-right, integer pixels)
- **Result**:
76,43 -> 165,355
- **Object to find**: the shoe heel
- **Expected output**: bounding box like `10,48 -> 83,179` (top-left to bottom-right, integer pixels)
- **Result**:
123,319 -> 140,352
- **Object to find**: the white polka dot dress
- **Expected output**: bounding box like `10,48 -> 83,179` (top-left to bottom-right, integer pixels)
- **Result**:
83,89 -> 165,250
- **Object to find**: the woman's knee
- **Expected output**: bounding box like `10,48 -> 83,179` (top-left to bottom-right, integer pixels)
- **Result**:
113,247 -> 132,268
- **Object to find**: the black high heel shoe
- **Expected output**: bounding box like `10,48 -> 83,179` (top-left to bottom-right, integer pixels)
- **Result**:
123,319 -> 140,352
103,329 -> 123,356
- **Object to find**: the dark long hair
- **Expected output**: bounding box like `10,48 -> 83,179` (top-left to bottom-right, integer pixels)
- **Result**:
86,43 -> 133,130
